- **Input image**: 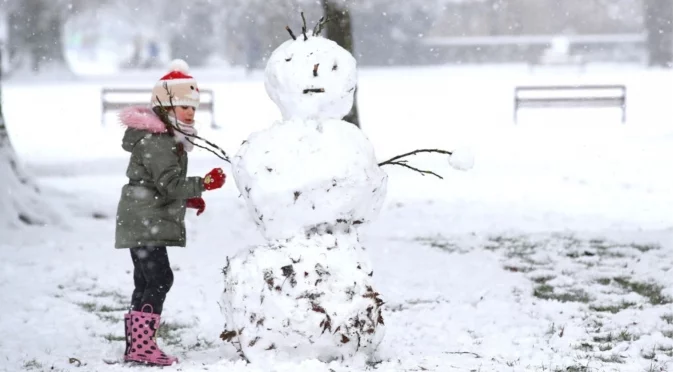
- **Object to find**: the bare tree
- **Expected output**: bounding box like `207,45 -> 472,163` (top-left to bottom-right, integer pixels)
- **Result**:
0,47 -> 60,226
6,0 -> 104,72
320,0 -> 360,128
644,0 -> 673,68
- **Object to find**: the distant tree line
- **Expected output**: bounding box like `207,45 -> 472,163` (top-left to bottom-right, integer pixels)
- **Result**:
1,0 -> 670,72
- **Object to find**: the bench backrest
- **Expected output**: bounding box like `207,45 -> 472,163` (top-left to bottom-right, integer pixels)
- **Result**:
513,84 -> 626,123
100,87 -> 217,128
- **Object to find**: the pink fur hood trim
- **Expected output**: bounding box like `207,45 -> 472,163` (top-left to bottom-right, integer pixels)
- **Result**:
118,106 -> 167,133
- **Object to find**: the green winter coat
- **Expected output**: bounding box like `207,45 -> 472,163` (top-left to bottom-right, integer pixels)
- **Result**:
115,106 -> 204,248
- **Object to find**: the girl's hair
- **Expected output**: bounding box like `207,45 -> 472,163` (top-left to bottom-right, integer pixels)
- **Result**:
152,106 -> 185,156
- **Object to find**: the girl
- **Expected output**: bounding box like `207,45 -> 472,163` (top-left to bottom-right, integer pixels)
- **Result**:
115,59 -> 225,366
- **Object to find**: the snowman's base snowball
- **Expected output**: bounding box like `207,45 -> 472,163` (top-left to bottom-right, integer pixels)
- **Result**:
221,232 -> 385,363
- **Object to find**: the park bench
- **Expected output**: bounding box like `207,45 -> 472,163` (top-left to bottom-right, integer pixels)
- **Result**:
513,84 -> 626,123
100,87 -> 217,128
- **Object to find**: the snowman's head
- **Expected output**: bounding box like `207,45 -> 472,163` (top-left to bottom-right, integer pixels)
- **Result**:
264,34 -> 357,122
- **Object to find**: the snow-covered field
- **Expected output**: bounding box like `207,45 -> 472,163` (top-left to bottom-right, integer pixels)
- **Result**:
2,64 -> 673,372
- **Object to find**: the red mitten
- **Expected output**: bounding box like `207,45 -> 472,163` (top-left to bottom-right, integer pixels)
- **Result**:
203,168 -> 226,191
186,197 -> 206,216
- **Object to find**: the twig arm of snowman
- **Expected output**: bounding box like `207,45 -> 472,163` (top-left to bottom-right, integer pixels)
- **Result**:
155,82 -> 231,163
380,159 -> 445,179
378,148 -> 475,179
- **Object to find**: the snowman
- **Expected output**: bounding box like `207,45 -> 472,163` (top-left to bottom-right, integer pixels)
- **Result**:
220,19 -> 473,364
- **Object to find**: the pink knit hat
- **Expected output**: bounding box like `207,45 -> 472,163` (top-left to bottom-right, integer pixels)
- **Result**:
151,59 -> 200,108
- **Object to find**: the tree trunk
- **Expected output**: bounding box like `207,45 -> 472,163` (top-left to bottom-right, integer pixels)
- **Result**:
321,0 -> 361,128
11,0 -> 66,72
0,47 -> 60,227
644,0 -> 673,68
0,47 -> 11,151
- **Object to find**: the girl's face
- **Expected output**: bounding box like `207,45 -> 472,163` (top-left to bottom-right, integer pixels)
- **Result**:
172,106 -> 196,125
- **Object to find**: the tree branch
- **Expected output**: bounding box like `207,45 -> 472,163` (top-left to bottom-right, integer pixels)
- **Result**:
378,149 -> 453,166
301,12 -> 308,41
378,149 -> 456,179
184,138 -> 230,163
286,26 -> 297,40
155,86 -> 231,163
313,16 -> 329,36
383,161 -> 444,180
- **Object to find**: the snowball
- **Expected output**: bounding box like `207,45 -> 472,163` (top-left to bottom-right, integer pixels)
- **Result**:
168,58 -> 189,73
265,36 -> 357,122
221,232 -> 385,363
232,119 -> 388,241
448,147 -> 475,171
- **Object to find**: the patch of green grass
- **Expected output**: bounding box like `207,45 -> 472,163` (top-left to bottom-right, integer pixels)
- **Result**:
596,278 -> 612,285
102,333 -> 126,342
613,277 -> 672,305
657,344 -> 673,352
414,236 -> 463,253
534,284 -> 554,296
589,239 -> 608,248
641,348 -> 656,360
561,366 -> 589,372
77,301 -> 127,314
532,275 -> 555,284
23,359 -> 42,370
662,314 -> 673,325
504,265 -> 534,273
631,243 -> 659,253
185,337 -> 216,351
555,235 -> 583,249
592,330 -> 638,345
591,319 -> 604,328
90,290 -> 127,303
90,290 -> 120,298
596,354 -> 624,364
645,362 -> 668,372
617,329 -> 637,342
589,301 -> 637,314
96,313 -> 122,323
586,240 -> 630,257
488,236 -> 543,255
533,285 -> 591,303
593,333 -> 614,343
77,302 -> 98,313
662,330 -> 673,339
98,305 -> 127,312
576,342 -> 594,352
156,321 -> 190,346
566,251 -> 598,259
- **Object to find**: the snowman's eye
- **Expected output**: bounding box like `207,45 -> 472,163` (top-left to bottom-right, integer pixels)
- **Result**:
190,85 -> 195,90
332,64 -> 338,71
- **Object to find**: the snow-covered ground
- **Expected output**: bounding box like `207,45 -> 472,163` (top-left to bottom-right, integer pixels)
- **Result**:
2,64 -> 673,372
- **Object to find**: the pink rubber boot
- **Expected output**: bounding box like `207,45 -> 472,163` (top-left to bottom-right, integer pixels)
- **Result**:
124,305 -> 178,366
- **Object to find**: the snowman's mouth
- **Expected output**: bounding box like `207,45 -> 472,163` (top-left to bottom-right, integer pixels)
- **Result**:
303,88 -> 325,94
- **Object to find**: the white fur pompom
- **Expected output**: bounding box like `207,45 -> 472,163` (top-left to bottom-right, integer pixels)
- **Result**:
448,147 -> 475,171
168,59 -> 189,73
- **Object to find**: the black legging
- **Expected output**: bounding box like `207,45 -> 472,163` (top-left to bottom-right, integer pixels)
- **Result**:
130,246 -> 174,315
